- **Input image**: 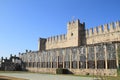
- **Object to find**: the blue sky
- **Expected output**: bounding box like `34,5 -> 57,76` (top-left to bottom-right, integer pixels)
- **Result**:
0,0 -> 120,58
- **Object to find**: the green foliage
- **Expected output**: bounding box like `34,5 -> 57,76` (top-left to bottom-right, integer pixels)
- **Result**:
56,68 -> 68,74
117,69 -> 120,76
117,45 -> 120,60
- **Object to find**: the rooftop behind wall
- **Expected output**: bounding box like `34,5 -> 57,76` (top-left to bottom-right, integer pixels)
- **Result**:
86,21 -> 120,37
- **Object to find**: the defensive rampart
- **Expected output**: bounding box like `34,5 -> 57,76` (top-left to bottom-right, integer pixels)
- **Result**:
46,34 -> 67,49
42,20 -> 120,51
20,42 -> 119,76
86,21 -> 120,44
19,19 -> 120,76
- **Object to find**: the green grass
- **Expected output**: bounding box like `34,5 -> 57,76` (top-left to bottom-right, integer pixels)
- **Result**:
1,70 -> 120,80
0,71 -> 28,73
0,75 -> 27,80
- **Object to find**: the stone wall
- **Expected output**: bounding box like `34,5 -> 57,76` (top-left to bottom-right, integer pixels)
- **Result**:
46,34 -> 67,50
39,19 -> 120,51
45,19 -> 85,50
86,21 -> 120,44
20,42 -> 119,76
19,19 -> 120,76
26,67 -> 117,76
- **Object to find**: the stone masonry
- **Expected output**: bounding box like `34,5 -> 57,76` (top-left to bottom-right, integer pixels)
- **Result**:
19,19 -> 120,76
38,19 -> 120,51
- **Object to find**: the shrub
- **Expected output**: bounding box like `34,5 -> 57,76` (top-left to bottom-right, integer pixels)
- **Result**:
56,68 -> 68,74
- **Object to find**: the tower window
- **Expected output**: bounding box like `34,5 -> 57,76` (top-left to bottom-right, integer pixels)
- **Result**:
71,33 -> 73,36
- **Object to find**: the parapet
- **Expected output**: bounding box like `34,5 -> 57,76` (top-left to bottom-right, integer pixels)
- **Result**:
67,19 -> 85,29
98,25 -> 103,34
47,34 -> 67,44
85,29 -> 89,37
67,19 -> 79,26
109,22 -> 115,32
115,21 -> 120,31
94,27 -> 98,35
86,21 -> 120,37
89,28 -> 93,36
104,24 -> 109,33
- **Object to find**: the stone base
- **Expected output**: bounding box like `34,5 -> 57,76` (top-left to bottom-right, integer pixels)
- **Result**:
26,67 -> 117,76
69,69 -> 117,76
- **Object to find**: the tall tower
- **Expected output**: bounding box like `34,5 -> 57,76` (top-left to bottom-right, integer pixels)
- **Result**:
38,38 -> 46,51
66,19 -> 85,47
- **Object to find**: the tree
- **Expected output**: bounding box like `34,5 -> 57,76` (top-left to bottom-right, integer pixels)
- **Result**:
117,45 -> 120,69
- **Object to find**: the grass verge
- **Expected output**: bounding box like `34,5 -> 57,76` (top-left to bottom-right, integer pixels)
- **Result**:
0,75 -> 27,80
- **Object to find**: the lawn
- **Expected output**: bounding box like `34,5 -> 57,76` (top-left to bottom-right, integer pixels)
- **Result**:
0,71 -> 120,80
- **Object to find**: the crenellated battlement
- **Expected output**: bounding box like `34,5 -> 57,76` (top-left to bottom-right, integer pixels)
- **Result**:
67,19 -> 84,30
39,19 -> 120,51
21,19 -> 120,76
67,20 -> 79,27
86,21 -> 120,37
46,34 -> 67,44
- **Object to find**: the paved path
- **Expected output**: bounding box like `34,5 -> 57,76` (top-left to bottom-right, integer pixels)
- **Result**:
0,72 -> 93,80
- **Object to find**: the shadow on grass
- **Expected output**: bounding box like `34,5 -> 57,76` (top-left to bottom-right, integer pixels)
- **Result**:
0,78 -> 9,80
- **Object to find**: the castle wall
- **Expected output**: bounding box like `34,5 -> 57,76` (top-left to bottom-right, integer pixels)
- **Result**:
20,42 -> 119,76
38,38 -> 46,51
45,20 -> 85,50
26,67 -> 117,76
16,19 -> 120,76
45,20 -> 120,51
46,34 -> 67,50
86,21 -> 120,44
